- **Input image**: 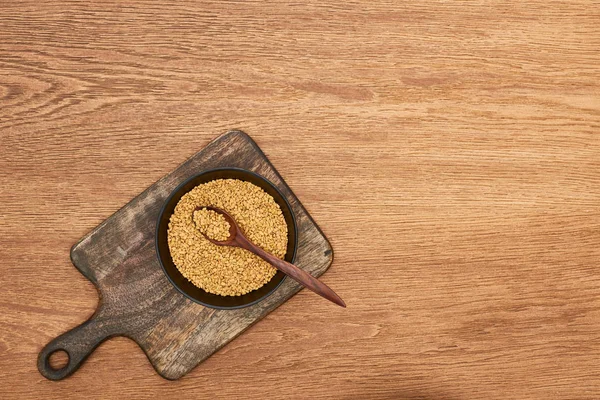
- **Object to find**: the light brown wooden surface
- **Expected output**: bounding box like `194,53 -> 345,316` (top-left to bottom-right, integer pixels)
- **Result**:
0,1 -> 598,399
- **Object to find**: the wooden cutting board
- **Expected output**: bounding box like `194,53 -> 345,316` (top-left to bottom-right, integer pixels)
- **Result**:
37,130 -> 334,380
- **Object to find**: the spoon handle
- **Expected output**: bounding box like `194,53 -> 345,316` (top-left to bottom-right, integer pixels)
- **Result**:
236,235 -> 346,308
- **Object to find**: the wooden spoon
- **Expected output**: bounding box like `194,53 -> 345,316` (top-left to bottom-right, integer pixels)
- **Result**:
194,206 -> 346,308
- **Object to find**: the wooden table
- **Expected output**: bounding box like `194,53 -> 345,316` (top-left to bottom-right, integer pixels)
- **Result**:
1,1 -> 598,399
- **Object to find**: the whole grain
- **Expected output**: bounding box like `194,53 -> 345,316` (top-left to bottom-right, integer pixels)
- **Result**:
167,179 -> 288,296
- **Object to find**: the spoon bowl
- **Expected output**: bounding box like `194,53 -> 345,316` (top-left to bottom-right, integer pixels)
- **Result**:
194,206 -> 239,246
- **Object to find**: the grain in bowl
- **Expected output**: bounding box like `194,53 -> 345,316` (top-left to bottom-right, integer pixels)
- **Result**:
167,179 -> 288,296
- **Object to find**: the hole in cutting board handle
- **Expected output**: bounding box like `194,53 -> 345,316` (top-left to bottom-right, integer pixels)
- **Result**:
47,349 -> 70,370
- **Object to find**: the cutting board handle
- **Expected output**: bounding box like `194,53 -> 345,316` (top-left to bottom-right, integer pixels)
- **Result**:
37,313 -> 114,380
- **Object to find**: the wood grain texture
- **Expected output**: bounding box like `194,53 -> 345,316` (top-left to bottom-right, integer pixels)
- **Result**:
0,0 -> 598,398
